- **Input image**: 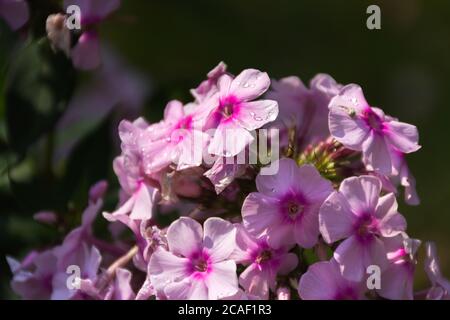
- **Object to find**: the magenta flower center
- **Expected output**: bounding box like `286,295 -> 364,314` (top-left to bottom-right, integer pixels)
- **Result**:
255,249 -> 273,264
187,250 -> 212,278
193,257 -> 208,272
354,214 -> 379,241
362,108 -> 384,132
280,192 -> 307,222
218,95 -> 240,120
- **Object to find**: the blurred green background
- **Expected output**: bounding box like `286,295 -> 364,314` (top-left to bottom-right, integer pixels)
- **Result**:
1,0 -> 449,298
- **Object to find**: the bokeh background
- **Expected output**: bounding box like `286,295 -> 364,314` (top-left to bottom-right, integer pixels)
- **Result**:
1,0 -> 449,298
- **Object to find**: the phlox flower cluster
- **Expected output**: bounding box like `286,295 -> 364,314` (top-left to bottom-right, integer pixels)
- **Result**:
8,59 -> 449,300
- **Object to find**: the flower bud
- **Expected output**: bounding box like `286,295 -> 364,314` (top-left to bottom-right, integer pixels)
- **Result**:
46,14 -> 71,56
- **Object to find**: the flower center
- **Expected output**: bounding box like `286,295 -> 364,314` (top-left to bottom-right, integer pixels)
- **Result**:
222,103 -> 234,118
193,257 -> 208,272
218,95 -> 240,120
287,201 -> 304,219
355,214 -> 378,240
255,249 -> 272,264
363,108 -> 384,132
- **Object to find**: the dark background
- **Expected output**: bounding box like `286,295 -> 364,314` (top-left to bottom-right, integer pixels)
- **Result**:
1,0 -> 449,298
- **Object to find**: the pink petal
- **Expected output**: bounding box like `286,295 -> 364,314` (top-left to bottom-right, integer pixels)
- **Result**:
207,123 -> 254,157
339,175 -> 381,215
111,268 -> 135,300
375,193 -> 407,237
266,222 -> 295,249
386,121 -> 421,154
255,158 -> 299,197
163,100 -> 184,123
205,260 -> 238,300
129,184 -> 155,220
241,193 -> 280,237
378,263 -> 414,300
239,264 -> 270,299
294,210 -> 320,248
328,107 -> 369,150
229,69 -> 270,101
310,73 -> 342,98
165,278 -> 208,300
217,74 -> 233,98
231,224 -> 259,263
298,260 -> 341,300
176,130 -> 209,170
148,248 -> 189,291
71,31 -> 101,71
363,237 -> 389,274
334,236 -> 365,281
296,164 -> 333,203
329,84 -> 369,111
83,246 -> 102,279
319,192 -> 355,243
236,100 -> 279,131
362,133 -> 393,175
203,218 -> 236,262
166,217 -> 203,257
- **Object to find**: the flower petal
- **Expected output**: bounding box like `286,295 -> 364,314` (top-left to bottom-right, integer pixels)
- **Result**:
203,218 -> 236,262
71,31 -> 101,71
236,100 -> 279,131
296,164 -> 333,203
166,217 -> 203,257
319,192 -> 355,243
339,175 -> 381,215
362,132 -> 393,175
386,120 -> 421,154
242,192 -> 280,237
375,193 -> 407,237
294,209 -> 320,248
328,107 -> 369,150
255,158 -> 299,197
148,247 -> 189,292
298,260 -> 340,300
207,123 -> 254,157
334,236 -> 365,281
229,69 -> 270,101
206,260 -> 238,300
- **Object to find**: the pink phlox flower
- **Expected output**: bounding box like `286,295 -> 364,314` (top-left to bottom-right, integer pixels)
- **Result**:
232,224 -> 297,299
140,100 -> 210,174
329,84 -> 421,175
298,259 -> 366,300
148,217 -> 238,300
202,68 -> 279,157
319,175 -> 407,281
242,158 -> 333,249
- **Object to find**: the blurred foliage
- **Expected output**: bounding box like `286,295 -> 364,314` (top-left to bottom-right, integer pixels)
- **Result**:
1,0 -> 450,299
